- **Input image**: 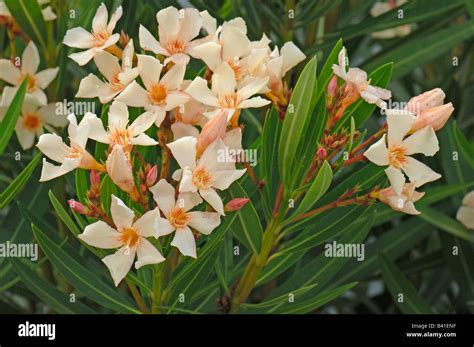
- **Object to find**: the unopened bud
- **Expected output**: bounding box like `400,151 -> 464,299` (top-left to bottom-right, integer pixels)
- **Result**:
316,147 -> 327,159
327,75 -> 338,97
224,198 -> 250,212
90,170 -> 100,190
68,199 -> 89,215
146,165 -> 158,187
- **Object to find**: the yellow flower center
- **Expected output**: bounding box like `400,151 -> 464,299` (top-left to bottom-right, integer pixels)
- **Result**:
388,145 -> 407,169
192,167 -> 212,189
149,84 -> 167,105
219,93 -> 239,108
227,59 -> 243,81
168,207 -> 191,229
93,31 -> 110,47
22,113 -> 41,131
67,145 -> 84,159
118,227 -> 141,250
109,127 -> 132,148
165,38 -> 185,54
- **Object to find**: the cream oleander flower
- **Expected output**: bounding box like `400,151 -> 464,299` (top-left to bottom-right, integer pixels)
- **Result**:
150,179 -> 221,258
85,100 -> 157,151
370,0 -> 411,39
36,114 -> 105,181
0,0 -> 56,21
377,182 -> 425,215
139,6 -> 203,65
63,3 -> 122,66
76,39 -> 139,103
116,54 -> 188,126
0,41 -> 59,105
456,191 -> 474,230
364,109 -> 441,195
332,47 -> 391,109
167,136 -> 246,215
185,62 -> 270,120
79,195 -> 164,286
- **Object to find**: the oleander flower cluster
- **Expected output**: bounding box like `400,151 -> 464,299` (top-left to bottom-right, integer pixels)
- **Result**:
30,3 -> 306,286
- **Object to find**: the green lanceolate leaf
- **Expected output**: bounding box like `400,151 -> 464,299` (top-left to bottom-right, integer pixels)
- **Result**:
10,258 -> 97,314
453,121 -> 474,170
228,182 -> 263,255
49,190 -> 82,237
293,160 -> 333,217
278,55 -> 317,191
32,225 -> 141,314
418,206 -> 474,242
0,79 -> 28,155
0,152 -> 41,209
4,0 -> 48,51
379,253 -> 434,314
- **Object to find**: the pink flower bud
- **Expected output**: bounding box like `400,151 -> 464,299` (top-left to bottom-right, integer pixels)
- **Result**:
90,170 -> 101,190
316,147 -> 327,159
197,109 -> 228,155
405,88 -> 445,115
68,199 -> 88,214
224,198 -> 250,212
327,75 -> 338,97
146,165 -> 158,187
410,102 -> 454,132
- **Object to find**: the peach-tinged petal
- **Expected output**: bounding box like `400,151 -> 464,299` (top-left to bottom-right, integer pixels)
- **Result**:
179,8 -> 202,41
63,27 -> 94,49
35,68 -> 59,89
157,6 -> 180,37
15,127 -> 36,150
110,195 -> 135,231
160,63 -> 186,91
83,113 -> 110,144
157,217 -> 175,237
69,49 -> 95,66
179,168 -> 198,192
108,100 -> 129,129
22,42 -> 40,75
239,96 -> 270,109
185,77 -> 219,107
92,3 -> 108,33
133,208 -> 160,238
41,6 -> 56,21
171,122 -> 200,140
237,77 -> 269,101
171,226 -> 196,258
211,169 -> 246,190
165,91 -> 189,111
0,59 -> 21,85
188,211 -> 221,235
177,192 -> 203,212
385,166 -> 405,196
106,146 -> 136,193
36,133 -> 69,163
132,133 -> 158,146
129,111 -> 156,136
386,109 -> 415,145
456,206 -> 474,229
102,248 -> 135,286
150,179 -> 176,215
79,221 -> 121,249
138,25 -> 168,55
167,136 -> 197,170
135,238 -> 165,269
192,42 -> 221,71
462,191 -> 474,208
39,158 -> 80,182
402,157 -> 441,188
94,51 -> 121,81
213,63 -> 237,95
364,134 -> 389,166
29,89 -> 48,106
116,81 -> 150,107
107,5 -> 123,32
200,188 -> 224,215
280,41 -> 306,75
137,54 -> 162,90
37,104 -> 68,127
402,126 -> 439,156
221,26 -> 250,61
76,74 -> 104,98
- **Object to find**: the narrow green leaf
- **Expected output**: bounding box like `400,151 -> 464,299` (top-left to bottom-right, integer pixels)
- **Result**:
278,56 -> 317,191
453,121 -> 474,170
418,206 -> 474,242
32,225 -> 141,314
293,160 -> 333,217
0,79 -> 28,154
0,152 -> 41,208
10,258 -> 96,314
379,254 -> 434,314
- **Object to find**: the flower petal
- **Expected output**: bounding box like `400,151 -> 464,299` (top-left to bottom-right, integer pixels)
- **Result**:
167,136 -> 197,170
179,168 -> 198,192
238,96 -> 271,109
110,195 -> 135,231
185,77 -> 219,107
402,126 -> 439,157
69,49 -> 95,66
107,5 -> 123,32
130,110 -> 156,136
363,134 -> 389,166
92,3 -> 108,33
82,113 -> 110,144
200,187 -> 224,215
0,59 -> 21,85
22,42 -> 40,75
76,73 -> 104,98
36,133 -> 69,163
94,50 -> 121,82
138,24 -> 167,55
178,8 -> 202,42
192,42 -> 221,71
385,166 -> 406,196
402,157 -> 441,188
157,217 -> 175,237
386,109 -> 415,145
157,6 -> 180,37
35,68 -> 59,89
63,27 -> 94,49
135,238 -> 165,269
108,100 -> 129,129
212,63 -> 236,95
211,169 -> 246,190
160,63 -> 186,91
39,158 -> 79,182
456,206 -> 474,229
79,221 -> 121,249
149,179 -> 176,215
137,54 -> 162,91
188,211 -> 220,235
171,226 -> 196,258
237,77 -> 269,101
115,80 -> 150,107
133,208 -> 160,238
102,247 -> 135,286
177,192 -> 203,211
165,91 -> 189,111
